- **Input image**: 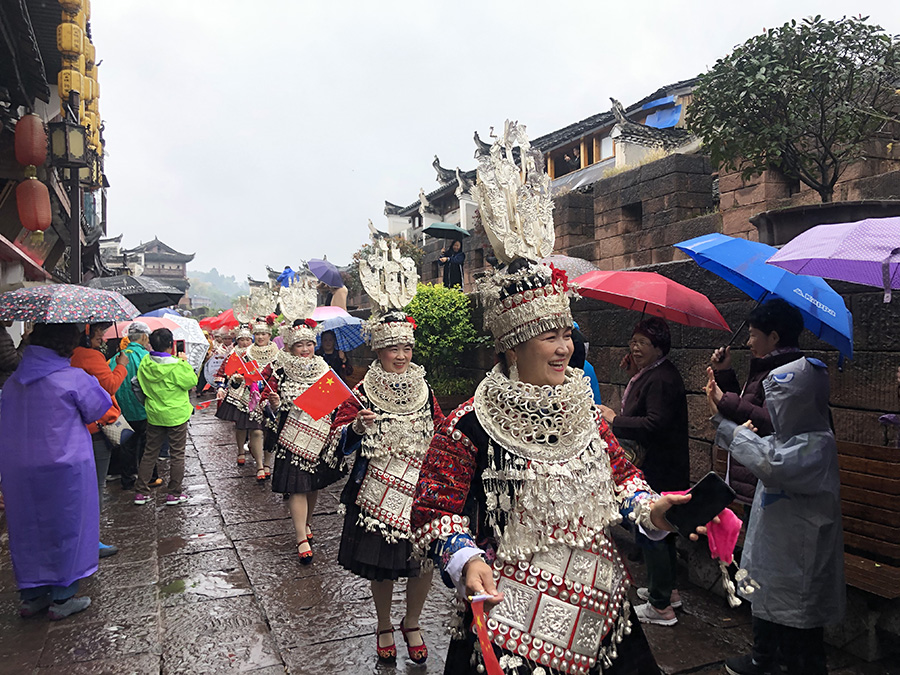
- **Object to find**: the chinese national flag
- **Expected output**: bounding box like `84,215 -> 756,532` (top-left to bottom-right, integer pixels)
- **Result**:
241,359 -> 264,383
223,352 -> 244,377
293,368 -> 355,420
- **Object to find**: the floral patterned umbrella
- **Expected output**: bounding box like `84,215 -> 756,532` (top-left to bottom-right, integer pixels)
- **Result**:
0,284 -> 140,323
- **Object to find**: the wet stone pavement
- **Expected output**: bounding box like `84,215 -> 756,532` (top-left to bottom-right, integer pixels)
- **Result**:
0,407 -> 893,674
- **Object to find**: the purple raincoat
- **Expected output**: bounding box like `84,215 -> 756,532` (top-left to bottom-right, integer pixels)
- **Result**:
0,345 -> 111,589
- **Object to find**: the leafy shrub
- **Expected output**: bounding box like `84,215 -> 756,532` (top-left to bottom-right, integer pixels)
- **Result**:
406,283 -> 479,379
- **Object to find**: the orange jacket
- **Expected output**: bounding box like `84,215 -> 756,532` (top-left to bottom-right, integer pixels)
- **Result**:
71,346 -> 127,434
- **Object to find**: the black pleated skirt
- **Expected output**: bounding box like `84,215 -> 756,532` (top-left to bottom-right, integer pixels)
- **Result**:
270,451 -> 345,495
215,400 -> 264,431
337,501 -> 420,582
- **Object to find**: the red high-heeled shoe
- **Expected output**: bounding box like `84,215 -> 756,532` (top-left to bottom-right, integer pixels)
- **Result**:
400,618 -> 428,664
296,538 -> 312,565
376,626 -> 396,662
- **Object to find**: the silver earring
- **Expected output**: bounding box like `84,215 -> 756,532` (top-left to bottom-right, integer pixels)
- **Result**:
509,362 -> 519,381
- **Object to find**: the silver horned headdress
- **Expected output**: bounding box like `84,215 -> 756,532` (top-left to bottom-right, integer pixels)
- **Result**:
359,234 -> 419,349
473,121 -> 574,351
277,275 -> 317,324
471,120 -> 554,264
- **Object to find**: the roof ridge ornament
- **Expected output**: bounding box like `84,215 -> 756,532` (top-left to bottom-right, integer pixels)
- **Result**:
471,121 -> 554,265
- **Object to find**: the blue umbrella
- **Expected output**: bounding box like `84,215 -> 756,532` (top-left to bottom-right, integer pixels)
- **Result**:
674,233 -> 853,358
316,315 -> 365,352
142,307 -> 180,318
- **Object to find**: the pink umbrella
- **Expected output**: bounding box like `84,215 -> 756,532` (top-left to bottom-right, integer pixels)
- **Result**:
103,317 -> 180,340
312,306 -> 350,321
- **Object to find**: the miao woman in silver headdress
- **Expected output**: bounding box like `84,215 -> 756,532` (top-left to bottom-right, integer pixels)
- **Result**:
331,312 -> 443,666
214,325 -> 256,467
262,320 -> 345,564
216,321 -> 280,481
410,123 -> 705,675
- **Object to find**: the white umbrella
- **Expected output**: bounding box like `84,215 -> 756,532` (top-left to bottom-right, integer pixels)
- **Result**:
168,315 -> 208,373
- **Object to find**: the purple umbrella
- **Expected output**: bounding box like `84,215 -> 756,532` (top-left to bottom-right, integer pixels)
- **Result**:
308,258 -> 344,288
767,217 -> 900,302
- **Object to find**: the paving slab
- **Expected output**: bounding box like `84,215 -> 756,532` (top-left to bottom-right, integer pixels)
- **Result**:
4,407 -> 893,673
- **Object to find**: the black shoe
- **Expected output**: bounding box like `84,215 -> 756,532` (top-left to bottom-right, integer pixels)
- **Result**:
725,654 -> 777,675
98,542 -> 119,559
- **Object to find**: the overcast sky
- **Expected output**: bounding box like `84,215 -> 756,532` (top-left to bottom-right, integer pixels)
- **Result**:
91,1 -> 899,279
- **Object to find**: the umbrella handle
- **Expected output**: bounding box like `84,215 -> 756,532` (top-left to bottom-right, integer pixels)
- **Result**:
724,291 -> 768,348
883,247 -> 900,303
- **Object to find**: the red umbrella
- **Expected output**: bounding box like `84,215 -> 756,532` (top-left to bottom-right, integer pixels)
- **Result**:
205,308 -> 239,330
103,317 -> 180,340
574,270 -> 731,331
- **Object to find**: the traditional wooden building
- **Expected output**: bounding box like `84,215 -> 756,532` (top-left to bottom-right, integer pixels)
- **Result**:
0,0 -> 110,288
121,238 -> 194,307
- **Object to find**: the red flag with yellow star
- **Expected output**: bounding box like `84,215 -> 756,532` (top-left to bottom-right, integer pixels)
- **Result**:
293,368 -> 356,420
470,597 -> 504,675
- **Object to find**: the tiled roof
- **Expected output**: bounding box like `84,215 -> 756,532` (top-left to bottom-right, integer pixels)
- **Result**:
531,77 -> 699,152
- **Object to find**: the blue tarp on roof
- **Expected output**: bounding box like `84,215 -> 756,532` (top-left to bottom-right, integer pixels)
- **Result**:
644,105 -> 682,129
642,95 -> 676,110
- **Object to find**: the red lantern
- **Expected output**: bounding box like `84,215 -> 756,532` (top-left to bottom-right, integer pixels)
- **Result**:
14,114 -> 48,167
16,178 -> 52,233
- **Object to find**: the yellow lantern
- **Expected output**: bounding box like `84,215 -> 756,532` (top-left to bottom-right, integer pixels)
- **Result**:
72,10 -> 86,32
58,68 -> 83,98
90,77 -> 99,100
87,98 -> 99,115
83,39 -> 95,66
86,112 -> 99,135
82,77 -> 94,101
58,0 -> 83,14
84,0 -> 91,20
61,53 -> 85,75
56,22 -> 83,56
91,127 -> 101,150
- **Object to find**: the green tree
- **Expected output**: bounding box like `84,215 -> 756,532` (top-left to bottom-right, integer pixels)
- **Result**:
405,283 -> 478,380
345,236 -> 425,296
687,16 -> 900,202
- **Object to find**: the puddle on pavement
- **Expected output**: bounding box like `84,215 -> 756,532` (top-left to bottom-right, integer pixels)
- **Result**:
159,532 -> 228,556
160,570 -> 248,599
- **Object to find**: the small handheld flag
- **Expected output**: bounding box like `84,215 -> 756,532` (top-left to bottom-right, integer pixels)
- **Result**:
470,597 -> 503,675
223,352 -> 244,377
293,368 -> 356,420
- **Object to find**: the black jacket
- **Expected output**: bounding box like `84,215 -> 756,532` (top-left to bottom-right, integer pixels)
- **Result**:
612,358 -> 690,493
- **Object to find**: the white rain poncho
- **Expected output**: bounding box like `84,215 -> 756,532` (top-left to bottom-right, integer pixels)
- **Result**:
714,357 -> 845,628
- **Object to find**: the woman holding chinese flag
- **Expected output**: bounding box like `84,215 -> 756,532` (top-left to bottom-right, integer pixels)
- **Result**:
264,320 -> 344,563
330,238 -> 443,665
214,322 -> 280,479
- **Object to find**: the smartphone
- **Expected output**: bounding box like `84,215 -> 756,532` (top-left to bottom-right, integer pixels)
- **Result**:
175,339 -> 186,354
664,472 -> 736,538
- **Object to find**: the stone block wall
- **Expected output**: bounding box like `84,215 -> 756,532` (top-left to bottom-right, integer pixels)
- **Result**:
573,260 -> 900,484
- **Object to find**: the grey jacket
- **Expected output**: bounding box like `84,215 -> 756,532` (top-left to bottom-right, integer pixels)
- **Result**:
714,357 -> 845,628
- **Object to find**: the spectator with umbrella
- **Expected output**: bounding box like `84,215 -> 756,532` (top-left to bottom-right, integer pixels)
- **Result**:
308,258 -> 348,310
108,321 -> 161,491
438,239 -> 465,289
0,323 -> 112,619
598,317 -> 690,627
316,330 -> 353,381
705,300 -> 806,504
0,283 -> 139,620
71,323 -> 129,559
